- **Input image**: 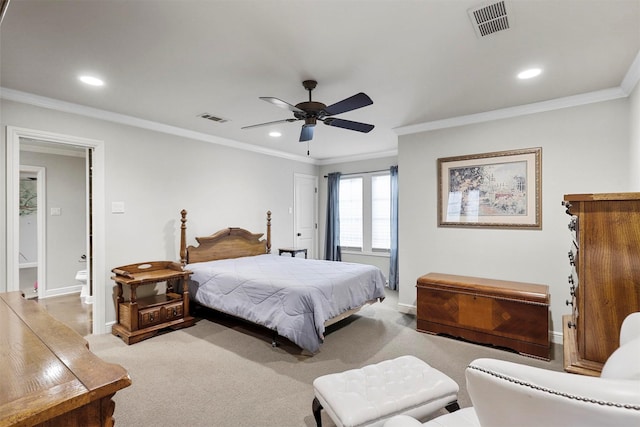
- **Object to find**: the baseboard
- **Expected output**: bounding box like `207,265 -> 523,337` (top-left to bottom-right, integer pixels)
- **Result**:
396,302 -> 416,316
43,285 -> 83,298
396,302 -> 563,345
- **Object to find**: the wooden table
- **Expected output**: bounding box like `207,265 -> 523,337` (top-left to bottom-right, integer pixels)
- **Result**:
278,247 -> 308,258
0,291 -> 131,426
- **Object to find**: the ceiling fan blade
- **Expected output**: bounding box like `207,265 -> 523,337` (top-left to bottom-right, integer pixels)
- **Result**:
299,124 -> 315,142
260,97 -> 306,114
323,118 -> 374,133
322,92 -> 373,116
241,118 -> 298,130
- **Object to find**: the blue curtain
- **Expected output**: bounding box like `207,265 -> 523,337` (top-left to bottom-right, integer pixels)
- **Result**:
388,165 -> 399,290
324,172 -> 342,261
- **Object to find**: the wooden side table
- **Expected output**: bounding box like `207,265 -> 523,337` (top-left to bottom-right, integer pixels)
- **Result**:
111,261 -> 195,344
278,247 -> 308,258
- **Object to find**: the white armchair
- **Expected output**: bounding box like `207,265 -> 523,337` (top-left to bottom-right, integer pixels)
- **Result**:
385,312 -> 640,427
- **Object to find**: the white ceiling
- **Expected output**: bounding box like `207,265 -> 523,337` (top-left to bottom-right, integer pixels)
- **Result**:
1,0 -> 639,162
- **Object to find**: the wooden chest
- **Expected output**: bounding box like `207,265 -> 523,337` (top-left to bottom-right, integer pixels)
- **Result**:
417,273 -> 550,359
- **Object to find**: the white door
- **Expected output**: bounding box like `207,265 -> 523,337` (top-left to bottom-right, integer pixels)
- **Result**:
294,174 -> 318,259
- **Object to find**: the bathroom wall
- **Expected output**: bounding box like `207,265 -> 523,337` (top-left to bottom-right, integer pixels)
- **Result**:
20,149 -> 87,296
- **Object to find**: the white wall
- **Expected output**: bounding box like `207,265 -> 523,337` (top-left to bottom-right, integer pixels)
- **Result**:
397,98 -> 631,341
630,82 -> 640,189
1,99 -> 317,325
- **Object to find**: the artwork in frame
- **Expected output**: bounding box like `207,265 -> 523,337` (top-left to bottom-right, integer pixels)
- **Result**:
437,147 -> 542,229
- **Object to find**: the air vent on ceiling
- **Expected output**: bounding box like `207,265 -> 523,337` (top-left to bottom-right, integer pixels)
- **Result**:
198,113 -> 229,123
468,1 -> 511,38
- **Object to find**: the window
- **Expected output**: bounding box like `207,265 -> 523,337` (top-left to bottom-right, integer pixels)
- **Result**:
339,177 -> 363,249
339,172 -> 391,254
371,174 -> 390,251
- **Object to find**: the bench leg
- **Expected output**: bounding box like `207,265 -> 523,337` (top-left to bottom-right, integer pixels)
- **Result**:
312,397 -> 323,427
445,401 -> 460,412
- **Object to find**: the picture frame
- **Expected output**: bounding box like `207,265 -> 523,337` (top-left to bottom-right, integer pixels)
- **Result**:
437,147 -> 541,229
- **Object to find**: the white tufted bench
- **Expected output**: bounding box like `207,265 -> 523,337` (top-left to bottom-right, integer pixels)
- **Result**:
312,355 -> 459,427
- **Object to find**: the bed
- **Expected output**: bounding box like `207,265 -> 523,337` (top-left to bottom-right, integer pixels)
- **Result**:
178,210 -> 386,353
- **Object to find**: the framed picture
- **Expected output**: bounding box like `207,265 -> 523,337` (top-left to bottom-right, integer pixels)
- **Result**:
438,147 -> 541,229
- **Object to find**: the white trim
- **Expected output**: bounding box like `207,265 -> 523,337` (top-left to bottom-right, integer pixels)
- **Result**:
42,285 -> 84,299
621,50 -> 640,95
21,142 -> 85,158
2,74 -> 637,164
0,87 -> 316,165
316,149 -> 398,166
18,165 -> 46,299
341,249 -> 390,258
396,302 -> 416,316
394,87 -> 627,135
5,126 -> 107,335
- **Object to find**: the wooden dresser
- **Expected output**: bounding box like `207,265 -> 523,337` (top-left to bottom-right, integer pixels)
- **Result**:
417,273 -> 550,359
561,192 -> 640,376
0,291 -> 131,427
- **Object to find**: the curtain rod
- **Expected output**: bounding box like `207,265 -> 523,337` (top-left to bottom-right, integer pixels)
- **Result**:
323,168 -> 392,178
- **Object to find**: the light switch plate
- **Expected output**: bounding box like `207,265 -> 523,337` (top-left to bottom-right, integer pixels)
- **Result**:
111,201 -> 125,214
50,207 -> 61,216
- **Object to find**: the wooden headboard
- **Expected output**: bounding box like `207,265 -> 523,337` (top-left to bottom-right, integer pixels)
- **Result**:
179,210 -> 271,265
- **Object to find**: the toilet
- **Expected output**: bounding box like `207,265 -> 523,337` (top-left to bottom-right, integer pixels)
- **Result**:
75,269 -> 93,304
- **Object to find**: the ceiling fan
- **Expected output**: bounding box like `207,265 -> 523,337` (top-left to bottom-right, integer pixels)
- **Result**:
242,80 -> 375,142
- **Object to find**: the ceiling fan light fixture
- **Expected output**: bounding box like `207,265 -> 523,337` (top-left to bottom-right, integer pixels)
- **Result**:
517,68 -> 542,80
268,131 -> 282,137
246,80 -> 374,143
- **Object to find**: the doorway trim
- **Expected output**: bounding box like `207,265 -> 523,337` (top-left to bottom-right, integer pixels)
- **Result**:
19,165 -> 46,299
6,126 -> 107,334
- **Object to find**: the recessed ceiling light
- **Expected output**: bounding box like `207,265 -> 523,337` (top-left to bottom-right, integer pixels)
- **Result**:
517,68 -> 542,80
79,75 -> 105,86
269,131 -> 282,138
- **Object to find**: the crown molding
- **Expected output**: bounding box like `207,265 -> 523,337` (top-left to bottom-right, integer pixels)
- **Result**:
395,49 -> 640,136
3,44 -> 638,164
316,149 -> 398,166
394,86 -> 628,136
0,87 -> 317,165
621,50 -> 640,95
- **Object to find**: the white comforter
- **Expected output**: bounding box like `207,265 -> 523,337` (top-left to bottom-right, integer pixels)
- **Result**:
187,254 -> 386,353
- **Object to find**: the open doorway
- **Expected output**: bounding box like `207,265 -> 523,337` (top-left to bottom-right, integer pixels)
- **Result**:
20,141 -> 89,296
6,126 -> 107,335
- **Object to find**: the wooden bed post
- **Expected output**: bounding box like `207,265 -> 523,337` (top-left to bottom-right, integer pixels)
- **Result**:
180,209 -> 187,266
266,210 -> 272,254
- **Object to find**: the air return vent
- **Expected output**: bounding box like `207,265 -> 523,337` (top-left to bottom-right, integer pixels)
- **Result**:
468,1 -> 511,38
198,113 -> 229,123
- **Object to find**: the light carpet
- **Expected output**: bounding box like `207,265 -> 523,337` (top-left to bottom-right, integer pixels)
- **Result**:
86,290 -> 562,427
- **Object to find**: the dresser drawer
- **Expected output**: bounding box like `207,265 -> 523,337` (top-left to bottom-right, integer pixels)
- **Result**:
139,306 -> 163,327
162,301 -> 184,321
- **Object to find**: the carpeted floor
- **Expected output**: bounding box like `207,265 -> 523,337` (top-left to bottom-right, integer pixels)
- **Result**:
86,290 -> 562,427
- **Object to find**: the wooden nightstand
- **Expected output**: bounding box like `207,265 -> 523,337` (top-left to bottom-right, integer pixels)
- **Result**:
111,261 -> 195,344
